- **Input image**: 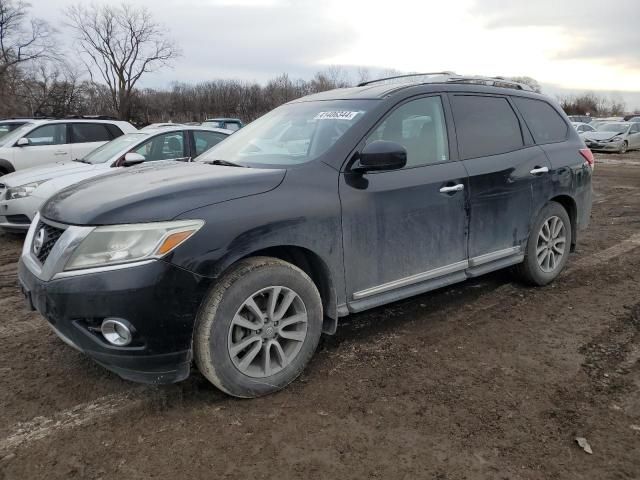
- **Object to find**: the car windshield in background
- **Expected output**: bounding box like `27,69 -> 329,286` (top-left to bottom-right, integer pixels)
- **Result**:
0,123 -> 33,146
596,123 -> 629,133
198,100 -> 375,166
83,133 -> 148,164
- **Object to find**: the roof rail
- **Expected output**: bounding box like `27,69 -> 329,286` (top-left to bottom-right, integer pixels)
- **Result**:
445,75 -> 533,91
357,72 -> 533,91
357,72 -> 457,87
64,115 -> 118,120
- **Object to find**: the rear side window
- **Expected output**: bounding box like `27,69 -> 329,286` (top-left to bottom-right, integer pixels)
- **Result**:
513,97 -> 568,144
71,123 -> 113,143
450,95 -> 523,159
105,124 -> 125,138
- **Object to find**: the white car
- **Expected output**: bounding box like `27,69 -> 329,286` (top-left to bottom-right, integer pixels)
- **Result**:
0,118 -> 137,176
0,126 -> 231,231
571,122 -> 596,135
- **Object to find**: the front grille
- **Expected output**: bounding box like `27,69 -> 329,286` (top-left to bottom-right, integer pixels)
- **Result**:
33,221 -> 65,264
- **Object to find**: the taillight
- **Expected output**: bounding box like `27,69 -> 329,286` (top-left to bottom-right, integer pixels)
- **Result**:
579,148 -> 595,169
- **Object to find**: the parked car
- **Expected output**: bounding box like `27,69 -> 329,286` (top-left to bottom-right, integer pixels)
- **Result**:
0,126 -> 230,232
0,118 -> 136,176
627,116 -> 640,123
19,74 -> 593,398
203,117 -> 244,131
583,122 -> 640,153
568,115 -> 592,123
0,119 -> 36,138
141,122 -> 184,130
571,122 -> 596,135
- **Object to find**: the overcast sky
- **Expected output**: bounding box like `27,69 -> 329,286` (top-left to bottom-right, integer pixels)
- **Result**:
37,0 -> 640,108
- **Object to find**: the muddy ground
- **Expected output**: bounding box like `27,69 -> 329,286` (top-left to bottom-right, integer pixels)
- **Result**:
0,152 -> 639,479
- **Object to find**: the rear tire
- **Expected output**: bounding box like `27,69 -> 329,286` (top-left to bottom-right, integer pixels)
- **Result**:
194,256 -> 323,398
516,202 -> 572,286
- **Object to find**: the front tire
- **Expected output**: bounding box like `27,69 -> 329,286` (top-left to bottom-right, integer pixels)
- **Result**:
619,141 -> 628,154
194,256 -> 323,398
516,202 -> 572,286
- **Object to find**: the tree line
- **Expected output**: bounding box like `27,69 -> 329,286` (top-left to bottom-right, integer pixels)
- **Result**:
0,0 -> 635,126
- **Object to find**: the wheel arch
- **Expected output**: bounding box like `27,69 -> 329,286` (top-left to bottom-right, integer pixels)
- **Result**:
0,159 -> 15,175
219,245 -> 339,335
549,194 -> 577,251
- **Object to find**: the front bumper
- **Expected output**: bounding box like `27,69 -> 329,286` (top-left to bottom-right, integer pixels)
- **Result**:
585,140 -> 623,151
0,195 -> 41,232
18,256 -> 211,384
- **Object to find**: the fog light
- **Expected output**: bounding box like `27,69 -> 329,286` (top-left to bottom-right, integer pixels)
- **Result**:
101,318 -> 133,346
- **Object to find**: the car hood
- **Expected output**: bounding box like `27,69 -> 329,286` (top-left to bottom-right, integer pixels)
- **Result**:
0,162 -> 94,187
583,132 -> 624,141
41,161 -> 286,225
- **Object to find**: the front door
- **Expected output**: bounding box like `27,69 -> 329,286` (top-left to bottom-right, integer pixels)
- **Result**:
340,95 -> 469,310
14,123 -> 70,170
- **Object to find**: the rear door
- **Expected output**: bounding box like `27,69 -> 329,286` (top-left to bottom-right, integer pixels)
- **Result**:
14,123 -> 70,169
449,94 -> 551,267
340,95 -> 469,309
69,123 -> 114,160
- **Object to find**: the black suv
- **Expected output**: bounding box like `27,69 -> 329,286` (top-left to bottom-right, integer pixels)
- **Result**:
19,74 -> 593,398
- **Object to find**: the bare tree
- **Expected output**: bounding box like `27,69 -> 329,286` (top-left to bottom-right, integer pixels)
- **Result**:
507,76 -> 542,93
65,3 -> 180,120
0,0 -> 55,78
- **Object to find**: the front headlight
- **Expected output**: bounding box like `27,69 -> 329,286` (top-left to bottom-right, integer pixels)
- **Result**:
64,220 -> 204,271
5,180 -> 48,200
610,136 -> 623,142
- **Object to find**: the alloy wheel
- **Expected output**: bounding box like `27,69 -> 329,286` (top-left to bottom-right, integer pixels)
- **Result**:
536,215 -> 566,273
227,286 -> 308,378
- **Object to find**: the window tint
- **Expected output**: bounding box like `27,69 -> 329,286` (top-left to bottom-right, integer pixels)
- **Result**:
451,95 -> 523,159
132,132 -> 185,161
513,97 -> 568,144
24,124 -> 67,146
71,123 -> 113,143
193,130 -> 227,157
366,96 -> 449,167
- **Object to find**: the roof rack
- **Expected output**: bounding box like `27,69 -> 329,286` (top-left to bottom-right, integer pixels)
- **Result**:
357,72 -> 456,87
64,115 -> 118,120
357,72 -> 533,91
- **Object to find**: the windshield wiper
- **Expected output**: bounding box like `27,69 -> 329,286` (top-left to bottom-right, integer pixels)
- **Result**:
73,158 -> 90,163
205,159 -> 246,168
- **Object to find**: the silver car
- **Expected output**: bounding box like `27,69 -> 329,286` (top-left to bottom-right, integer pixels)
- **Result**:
583,122 -> 640,154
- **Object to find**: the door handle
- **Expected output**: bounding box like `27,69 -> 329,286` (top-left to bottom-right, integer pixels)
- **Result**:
54,151 -> 68,156
439,184 -> 464,194
530,166 -> 549,175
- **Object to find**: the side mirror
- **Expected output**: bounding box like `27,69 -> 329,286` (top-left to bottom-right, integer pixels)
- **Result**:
122,152 -> 146,167
353,140 -> 407,172
16,138 -> 29,147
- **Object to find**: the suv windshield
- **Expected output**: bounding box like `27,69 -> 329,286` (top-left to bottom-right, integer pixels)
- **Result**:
198,100 -> 374,166
597,123 -> 629,133
84,133 -> 148,164
0,122 -> 34,147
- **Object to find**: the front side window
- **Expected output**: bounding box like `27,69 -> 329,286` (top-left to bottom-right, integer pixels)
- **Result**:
193,130 -> 228,157
24,124 -> 67,146
366,96 -> 449,167
132,132 -> 186,161
199,100 -> 375,166
513,97 -> 568,144
84,133 -> 148,164
71,123 -> 113,143
451,95 -> 523,159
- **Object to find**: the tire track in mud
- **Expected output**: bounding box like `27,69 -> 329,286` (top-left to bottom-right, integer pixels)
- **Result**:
1,232 -> 639,456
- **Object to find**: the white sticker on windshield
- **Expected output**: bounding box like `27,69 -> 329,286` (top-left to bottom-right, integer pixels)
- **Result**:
314,111 -> 359,121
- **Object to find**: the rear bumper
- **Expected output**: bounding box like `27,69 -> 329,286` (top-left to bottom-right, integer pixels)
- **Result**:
18,257 -> 211,384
